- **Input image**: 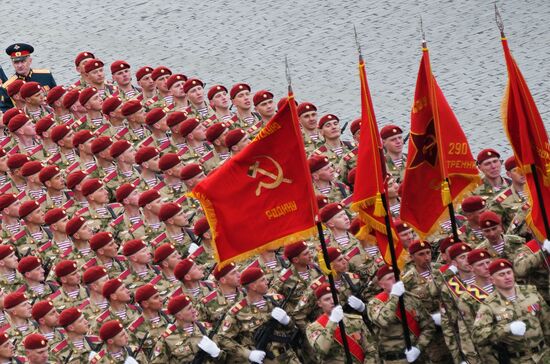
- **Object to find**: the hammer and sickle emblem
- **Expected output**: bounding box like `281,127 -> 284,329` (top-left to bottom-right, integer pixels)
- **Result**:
248,155 -> 292,196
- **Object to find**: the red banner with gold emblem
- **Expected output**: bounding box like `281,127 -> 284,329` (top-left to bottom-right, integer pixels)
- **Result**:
500,37 -> 550,241
400,46 -> 480,237
190,92 -> 318,267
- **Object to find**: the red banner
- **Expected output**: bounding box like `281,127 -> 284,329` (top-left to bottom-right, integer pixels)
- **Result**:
190,92 -> 317,267
400,46 -> 480,237
500,37 -> 550,240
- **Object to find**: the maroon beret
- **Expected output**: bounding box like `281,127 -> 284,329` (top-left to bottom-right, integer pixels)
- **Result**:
461,196 -> 486,213
38,165 -> 60,184
174,259 -> 195,281
46,85 -> 66,106
90,232 -> 113,251
380,124 -> 403,139
2,108 -> 24,126
166,74 -> 188,90
179,163 -> 203,181
504,156 -> 517,171
158,202 -> 181,222
194,217 -> 210,237
230,83 -> 251,99
327,247 -> 342,262
467,248 -> 491,265
62,89 -> 80,109
213,262 -> 236,281
489,258 -> 513,275
0,332 -> 8,345
408,240 -> 431,255
158,153 -> 180,171
83,265 -> 108,284
207,84 -> 227,100
151,66 -> 172,81
19,200 -> 40,219
135,284 -> 158,303
81,178 -> 103,196
183,78 -> 204,93
0,147 -> 4,158
20,160 -> 43,177
167,294 -> 192,315
110,60 -> 130,74
115,182 -> 137,203
110,139 -> 131,158
253,90 -> 273,106
23,333 -> 47,350
44,208 -> 66,225
102,96 -> 122,115
8,113 -> 30,132
476,148 -> 500,165
135,66 -> 153,81
35,115 -> 55,136
50,124 -> 71,143
318,114 -> 339,129
319,202 -> 344,223
0,245 -> 15,260
55,260 -> 78,278
448,243 -> 472,260
166,111 -> 187,128
153,243 -> 176,264
145,107 -> 166,126
66,171 -> 87,190
58,307 -> 82,327
439,236 -> 460,254
121,99 -> 142,116
376,265 -> 394,280
91,136 -> 113,155
78,86 -> 98,105
122,239 -> 146,256
0,193 -> 17,211
4,292 -> 27,309
17,256 -> 41,274
394,219 -> 412,234
102,278 -> 123,299
66,216 -> 86,237
178,118 -> 200,138
74,51 -> 95,67
315,283 -> 333,299
134,146 -> 158,164
350,118 -> 361,135
284,241 -> 307,261
32,300 -> 54,321
72,129 -> 94,148
138,189 -> 161,208
6,79 -> 24,97
479,210 -> 501,228
99,320 -> 124,341
297,102 -> 317,116
84,59 -> 104,73
19,82 -> 42,99
205,122 -> 229,143
224,128 -> 246,149
7,153 -> 30,169
240,267 -> 264,285
308,154 -> 330,173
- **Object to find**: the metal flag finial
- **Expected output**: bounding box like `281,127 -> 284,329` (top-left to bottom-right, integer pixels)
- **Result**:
285,55 -> 292,93
420,16 -> 427,48
353,25 -> 363,61
494,2 -> 505,37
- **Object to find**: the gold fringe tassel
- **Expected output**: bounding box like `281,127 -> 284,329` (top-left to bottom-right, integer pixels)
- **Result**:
373,192 -> 386,217
441,180 -> 451,206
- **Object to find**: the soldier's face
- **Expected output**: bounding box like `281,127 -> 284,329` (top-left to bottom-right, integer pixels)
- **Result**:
453,253 -> 472,273
232,90 -> 251,110
398,229 -> 415,249
5,201 -> 20,218
299,111 -> 318,131
481,224 -> 503,244
0,340 -> 14,359
321,120 -> 341,140
235,135 -> 251,151
88,67 -> 105,84
91,188 -> 109,204
14,300 -> 32,318
27,266 -> 45,283
506,168 -> 526,185
250,276 -> 269,295
0,157 -> 8,172
316,163 -> 335,182
378,273 -> 396,292
115,285 -> 131,303
412,249 -> 432,270
165,251 -> 181,269
28,91 -> 45,106
491,268 -> 515,290
170,81 -> 186,98
144,155 -> 160,173
144,293 -> 163,311
26,208 -> 45,225
2,253 -> 18,270
187,86 -> 205,106
383,135 -> 404,155
101,241 -> 118,258
63,270 -> 81,286
126,189 -> 140,206
87,93 -> 103,112
317,294 -> 335,314
113,68 -> 132,87
156,75 -> 170,93
328,211 -> 350,231
26,347 -> 49,364
176,304 -> 198,323
43,308 -> 59,327
48,174 -> 65,190
12,56 -> 32,75
172,210 -> 188,227
296,248 -> 313,266
133,247 -> 151,265
211,91 -> 230,109
220,268 -> 241,288
20,121 -> 37,137
463,208 -> 485,226
112,329 -> 129,347
255,99 -> 275,119
188,264 -> 204,281
138,74 -> 155,92
331,255 -> 349,273
472,259 -> 491,279
478,157 -> 502,179
387,178 -> 399,198
70,315 -> 89,334
190,124 -> 206,141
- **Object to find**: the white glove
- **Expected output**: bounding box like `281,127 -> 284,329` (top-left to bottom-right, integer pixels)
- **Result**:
188,242 -> 200,255
271,307 -> 290,325
329,305 -> 344,323
405,346 -> 421,363
249,350 -> 266,363
347,295 -> 365,313
430,312 -> 441,326
542,239 -> 550,254
460,362 -> 468,364
448,265 -> 458,274
198,336 -> 221,358
390,281 -> 405,297
510,320 -> 526,336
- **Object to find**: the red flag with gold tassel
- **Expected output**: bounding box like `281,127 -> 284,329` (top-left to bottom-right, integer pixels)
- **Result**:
400,45 -> 480,238
500,36 -> 550,240
190,91 -> 318,268
351,56 -> 406,269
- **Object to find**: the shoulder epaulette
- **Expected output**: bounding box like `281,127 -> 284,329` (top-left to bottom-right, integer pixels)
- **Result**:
279,268 -> 292,282
82,258 -> 97,270
96,310 -> 110,324
102,170 -> 118,183
162,323 -> 177,338
188,246 -> 205,260
494,188 -> 513,203
0,322 -> 11,332
231,298 -> 248,314
118,269 -> 131,281
52,339 -> 68,353
38,240 -> 53,253
201,290 -> 218,304
10,229 -> 26,242
345,246 -> 360,259
49,289 -> 62,301
176,145 -> 190,157
245,259 -> 260,270
350,273 -> 360,279
128,316 -> 145,332
31,68 -> 51,74
90,349 -> 106,364
314,145 -> 328,154
150,274 -> 163,286
78,298 -> 90,310
2,75 -> 18,88
109,214 -> 124,228
75,206 -> 89,216
343,148 -> 358,162
199,150 -> 214,164
310,276 -> 326,290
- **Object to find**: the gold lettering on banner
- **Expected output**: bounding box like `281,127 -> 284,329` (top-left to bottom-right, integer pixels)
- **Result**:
253,122 -> 281,142
265,201 -> 298,220
412,97 -> 428,113
247,155 -> 292,196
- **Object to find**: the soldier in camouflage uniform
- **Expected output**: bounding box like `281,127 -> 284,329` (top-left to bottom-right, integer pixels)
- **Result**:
380,125 -> 407,183
50,260 -> 88,311
17,256 -> 58,303
513,238 -> 550,304
120,239 -> 161,291
174,258 -> 215,309
121,100 -> 151,144
91,320 -> 138,363
309,155 -> 350,204
64,216 -> 95,267
458,196 -> 488,247
2,292 -> 35,354
297,102 -> 324,155
0,245 -> 24,291
253,90 -> 275,130
184,78 -> 215,122
472,258 -> 550,363
199,262 -> 243,323
313,114 -> 355,174
472,148 -> 512,201
87,232 -> 128,278
53,307 -> 99,364
30,300 -> 65,354
81,266 -> 110,324
97,279 -> 140,332
152,244 -> 183,302
229,83 -> 262,134
475,210 -> 526,262
21,333 -> 50,364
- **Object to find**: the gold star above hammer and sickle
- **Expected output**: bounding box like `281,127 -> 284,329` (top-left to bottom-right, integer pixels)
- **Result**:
247,155 -> 292,196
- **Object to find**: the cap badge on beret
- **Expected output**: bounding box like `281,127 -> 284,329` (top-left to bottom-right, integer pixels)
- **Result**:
480,252 -> 485,257
485,221 -> 491,226
500,262 -> 504,267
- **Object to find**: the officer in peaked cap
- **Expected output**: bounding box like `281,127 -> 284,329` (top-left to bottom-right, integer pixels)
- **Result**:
0,43 -> 56,111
